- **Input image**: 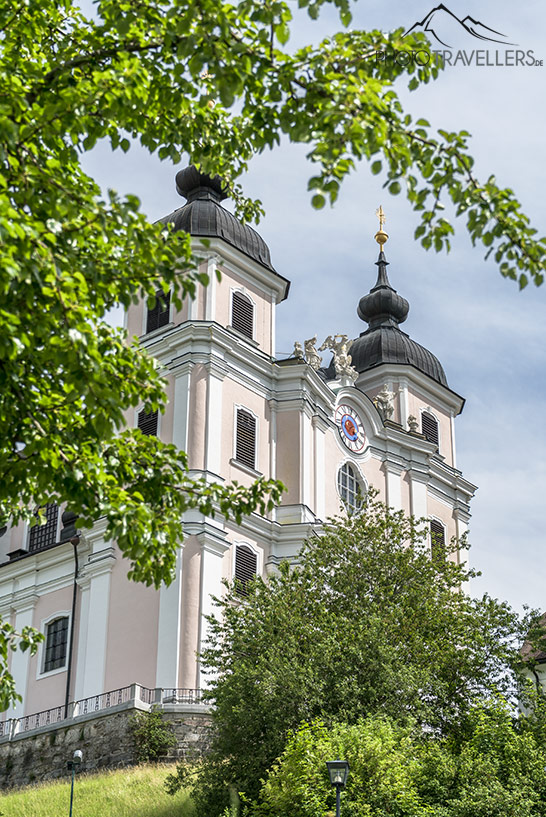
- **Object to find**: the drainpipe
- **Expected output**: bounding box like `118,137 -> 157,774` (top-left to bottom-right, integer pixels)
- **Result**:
60,511 -> 80,720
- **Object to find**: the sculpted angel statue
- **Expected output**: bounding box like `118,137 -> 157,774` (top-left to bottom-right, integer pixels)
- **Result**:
319,334 -> 357,379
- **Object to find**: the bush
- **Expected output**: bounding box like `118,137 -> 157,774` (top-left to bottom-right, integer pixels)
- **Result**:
130,709 -> 177,763
247,706 -> 546,817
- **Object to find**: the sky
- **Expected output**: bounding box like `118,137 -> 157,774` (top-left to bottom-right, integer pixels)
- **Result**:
81,0 -> 546,613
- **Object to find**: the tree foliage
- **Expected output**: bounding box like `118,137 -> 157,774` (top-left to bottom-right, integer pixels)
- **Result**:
0,622 -> 43,712
247,707 -> 546,817
172,496 -> 536,815
1,0 -> 544,707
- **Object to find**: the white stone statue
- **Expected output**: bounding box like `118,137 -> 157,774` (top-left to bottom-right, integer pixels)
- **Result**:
374,384 -> 395,420
303,336 -> 322,370
407,414 -> 419,433
319,334 -> 357,380
293,340 -> 304,360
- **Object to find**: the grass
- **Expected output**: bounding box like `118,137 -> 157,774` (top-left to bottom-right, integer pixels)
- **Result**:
0,763 -> 194,817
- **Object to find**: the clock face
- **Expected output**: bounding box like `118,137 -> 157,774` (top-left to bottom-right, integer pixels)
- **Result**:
334,404 -> 367,453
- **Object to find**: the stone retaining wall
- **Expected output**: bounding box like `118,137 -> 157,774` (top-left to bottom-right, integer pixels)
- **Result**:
0,702 -> 212,789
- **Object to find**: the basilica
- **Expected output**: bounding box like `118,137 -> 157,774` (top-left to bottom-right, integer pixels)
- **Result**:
0,167 -> 476,725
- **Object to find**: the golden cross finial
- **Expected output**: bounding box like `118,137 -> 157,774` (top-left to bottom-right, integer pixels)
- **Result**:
374,205 -> 389,249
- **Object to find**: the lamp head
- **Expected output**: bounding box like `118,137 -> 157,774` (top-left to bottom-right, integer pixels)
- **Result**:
326,759 -> 350,787
73,749 -> 83,765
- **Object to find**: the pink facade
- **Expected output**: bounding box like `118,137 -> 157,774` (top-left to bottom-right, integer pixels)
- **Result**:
0,168 -> 476,720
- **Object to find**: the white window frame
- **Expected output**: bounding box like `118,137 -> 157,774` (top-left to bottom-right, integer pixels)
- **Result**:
36,610 -> 71,680
336,460 -> 367,514
420,407 -> 441,449
232,404 -> 260,474
231,540 -> 262,585
229,287 -> 256,340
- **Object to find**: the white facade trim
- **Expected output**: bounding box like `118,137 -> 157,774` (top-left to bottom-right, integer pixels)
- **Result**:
192,238 -> 289,304
6,595 -> 38,718
205,256 -> 218,321
172,366 -> 192,453
300,409 -> 313,510
155,549 -> 183,688
312,416 -> 326,520
205,367 -> 224,475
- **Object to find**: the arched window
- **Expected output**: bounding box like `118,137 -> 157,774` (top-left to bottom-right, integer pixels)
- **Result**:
234,544 -> 258,597
430,519 -> 446,561
231,291 -> 253,339
421,411 -> 439,446
28,503 -> 59,552
146,289 -> 171,334
235,408 -> 256,470
43,616 -> 69,673
337,463 -> 364,514
138,408 -> 158,436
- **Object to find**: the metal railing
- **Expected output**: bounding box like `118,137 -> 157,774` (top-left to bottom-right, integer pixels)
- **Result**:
0,684 -> 205,740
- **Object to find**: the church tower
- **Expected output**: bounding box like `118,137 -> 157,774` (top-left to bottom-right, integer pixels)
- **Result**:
0,169 -> 476,723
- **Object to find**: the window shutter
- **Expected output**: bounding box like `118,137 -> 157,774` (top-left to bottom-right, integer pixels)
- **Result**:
235,545 -> 258,597
232,292 -> 253,338
44,617 -> 69,673
430,520 -> 446,560
235,409 -> 256,469
138,409 -> 158,436
146,290 -> 171,334
28,503 -> 59,552
421,412 -> 439,445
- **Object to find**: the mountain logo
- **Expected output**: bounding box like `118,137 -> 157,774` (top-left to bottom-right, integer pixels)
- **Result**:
404,4 -> 517,48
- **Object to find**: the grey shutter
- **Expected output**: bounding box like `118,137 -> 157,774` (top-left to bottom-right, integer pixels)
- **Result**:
236,409 -> 256,469
422,412 -> 439,445
138,409 -> 158,436
232,292 -> 253,338
235,545 -> 257,597
146,290 -> 171,334
430,520 -> 446,560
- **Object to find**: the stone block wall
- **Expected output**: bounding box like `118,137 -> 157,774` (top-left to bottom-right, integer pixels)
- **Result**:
0,703 -> 212,789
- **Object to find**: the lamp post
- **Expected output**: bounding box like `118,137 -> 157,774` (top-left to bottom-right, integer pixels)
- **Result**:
326,759 -> 350,817
67,749 -> 83,816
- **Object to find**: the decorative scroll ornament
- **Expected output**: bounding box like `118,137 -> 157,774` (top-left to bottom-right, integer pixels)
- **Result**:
319,334 -> 357,381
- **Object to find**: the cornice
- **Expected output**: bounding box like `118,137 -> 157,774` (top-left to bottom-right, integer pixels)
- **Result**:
191,236 -> 290,303
356,364 -> 465,415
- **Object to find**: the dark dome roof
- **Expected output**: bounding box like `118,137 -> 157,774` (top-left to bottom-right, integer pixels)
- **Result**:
350,249 -> 448,387
159,166 -> 275,271
350,326 -> 448,386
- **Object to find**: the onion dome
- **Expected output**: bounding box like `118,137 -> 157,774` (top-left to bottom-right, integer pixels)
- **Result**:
349,211 -> 448,387
158,166 -> 275,271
